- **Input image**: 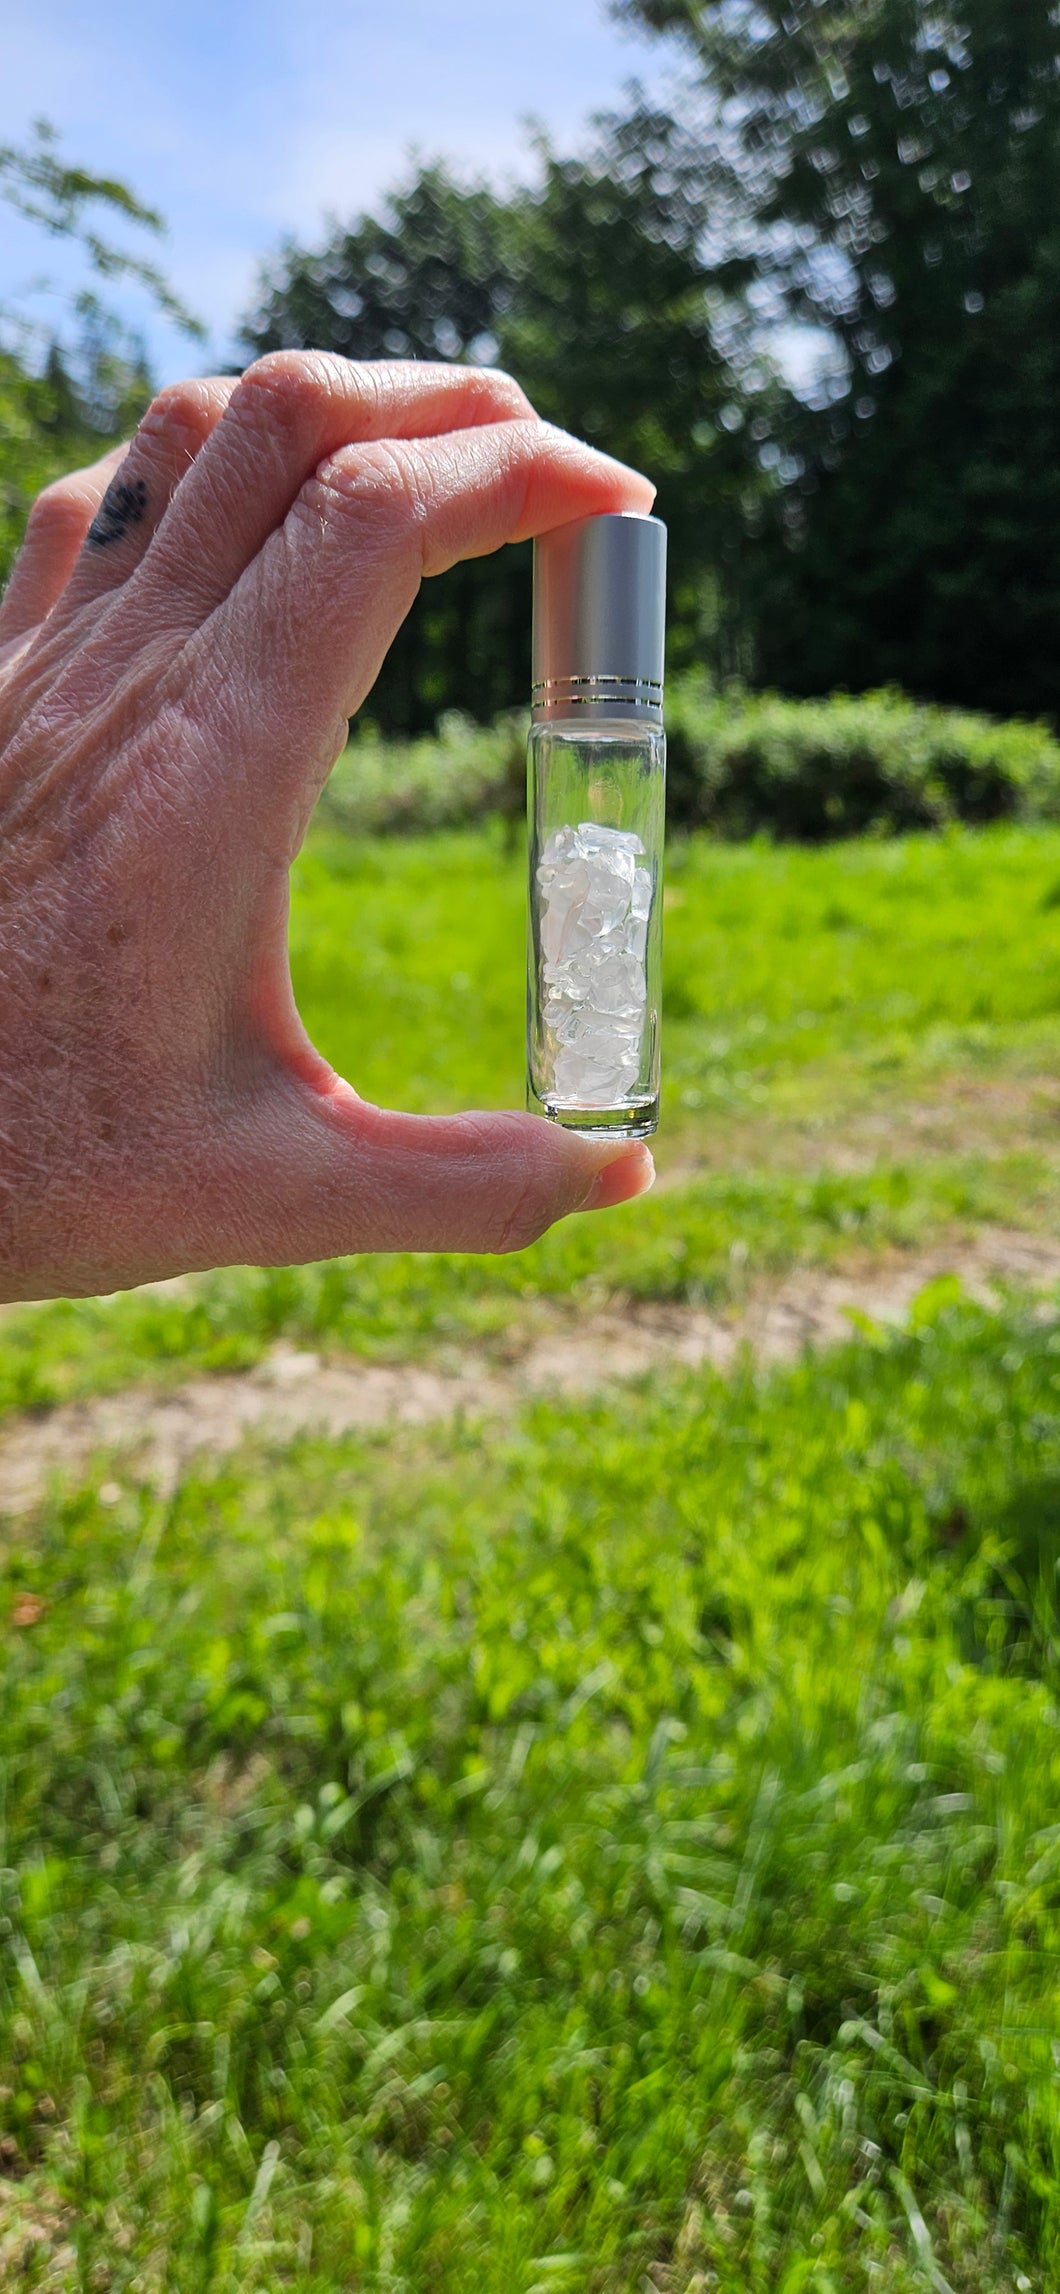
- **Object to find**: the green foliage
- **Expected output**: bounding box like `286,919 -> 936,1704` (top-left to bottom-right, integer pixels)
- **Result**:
3,1298 -> 1060,2282
326,687 -> 1060,843
322,711 -> 527,838
494,111 -> 753,681
246,160 -> 514,366
0,348 -> 78,583
0,328 -> 154,590
619,0 -> 1060,718
0,122 -> 202,590
666,680 -> 1060,837
0,118 -> 204,338
242,7 -> 1060,722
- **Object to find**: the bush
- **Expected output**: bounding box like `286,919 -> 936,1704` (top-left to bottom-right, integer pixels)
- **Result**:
320,684 -> 1060,842
319,710 -> 525,838
666,677 -> 1060,838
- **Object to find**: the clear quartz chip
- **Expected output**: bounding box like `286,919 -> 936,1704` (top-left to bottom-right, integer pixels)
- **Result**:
536,822 -> 654,1108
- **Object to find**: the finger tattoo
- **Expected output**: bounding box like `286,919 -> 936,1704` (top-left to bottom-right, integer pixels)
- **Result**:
87,476 -> 149,549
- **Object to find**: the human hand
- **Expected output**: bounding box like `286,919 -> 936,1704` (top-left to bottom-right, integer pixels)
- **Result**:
0,354 -> 656,1302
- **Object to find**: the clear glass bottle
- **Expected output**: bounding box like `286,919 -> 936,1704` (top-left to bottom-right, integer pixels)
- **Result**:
526,512 -> 667,1140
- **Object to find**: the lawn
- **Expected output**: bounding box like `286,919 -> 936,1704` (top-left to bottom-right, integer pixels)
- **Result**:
2,817 -> 1060,2288
4,820 -> 1060,1413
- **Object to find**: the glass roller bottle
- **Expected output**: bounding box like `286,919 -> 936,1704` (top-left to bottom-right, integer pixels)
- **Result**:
526,510 -> 667,1140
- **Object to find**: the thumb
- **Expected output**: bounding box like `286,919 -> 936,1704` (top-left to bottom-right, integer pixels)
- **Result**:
214,1078 -> 656,1262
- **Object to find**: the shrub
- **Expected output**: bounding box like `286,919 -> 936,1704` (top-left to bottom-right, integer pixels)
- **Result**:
321,684 -> 1060,842
320,710 -> 525,838
666,677 -> 1060,838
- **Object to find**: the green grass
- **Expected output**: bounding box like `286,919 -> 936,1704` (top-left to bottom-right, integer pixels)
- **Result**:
5,820 -> 1060,1414
5,816 -> 1060,2285
3,1295 -> 1060,2287
2,1150 -> 1058,1420
292,820 -> 1060,1122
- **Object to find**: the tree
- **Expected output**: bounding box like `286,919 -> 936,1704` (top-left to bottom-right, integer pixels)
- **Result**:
616,0 -> 1060,718
243,118 -> 756,730
245,165 -> 526,730
0,121 -> 202,589
248,162 -> 515,368
1,118 -> 203,337
501,109 -> 756,679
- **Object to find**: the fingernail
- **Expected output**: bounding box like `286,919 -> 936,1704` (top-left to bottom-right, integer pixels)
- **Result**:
577,1148 -> 655,1214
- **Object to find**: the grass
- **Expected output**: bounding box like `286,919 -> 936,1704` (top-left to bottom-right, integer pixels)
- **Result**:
5,812 -> 1060,2284
3,1293 -> 1060,2287
5,820 -> 1060,1413
291,820 -> 1060,1124
1,1151 -> 1057,1421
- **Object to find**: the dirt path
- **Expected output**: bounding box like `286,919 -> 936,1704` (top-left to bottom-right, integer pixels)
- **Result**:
2,1225 -> 1059,1514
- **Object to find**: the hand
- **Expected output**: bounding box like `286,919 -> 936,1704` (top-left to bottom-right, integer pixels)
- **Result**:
0,354 -> 656,1302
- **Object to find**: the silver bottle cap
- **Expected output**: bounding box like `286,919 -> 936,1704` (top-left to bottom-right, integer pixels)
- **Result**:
531,510 -> 667,724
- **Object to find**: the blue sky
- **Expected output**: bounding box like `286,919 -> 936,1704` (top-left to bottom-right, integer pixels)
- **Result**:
0,0 -> 674,383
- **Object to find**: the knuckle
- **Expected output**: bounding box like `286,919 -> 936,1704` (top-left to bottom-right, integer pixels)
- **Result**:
528,416 -> 575,457
138,376 -> 224,443
308,441 -> 428,537
471,364 -> 531,410
26,476 -> 91,541
233,348 -> 352,434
